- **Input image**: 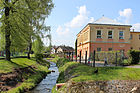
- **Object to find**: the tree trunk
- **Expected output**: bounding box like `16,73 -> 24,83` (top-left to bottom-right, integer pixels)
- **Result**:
5,0 -> 11,61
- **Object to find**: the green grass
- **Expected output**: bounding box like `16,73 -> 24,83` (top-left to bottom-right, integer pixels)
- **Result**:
50,56 -> 60,63
0,58 -> 38,73
0,58 -> 50,93
58,62 -> 140,83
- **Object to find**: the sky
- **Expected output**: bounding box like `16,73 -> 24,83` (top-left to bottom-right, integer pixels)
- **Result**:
44,0 -> 140,48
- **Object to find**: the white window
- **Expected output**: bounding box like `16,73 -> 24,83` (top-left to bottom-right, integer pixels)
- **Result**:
119,31 -> 124,39
108,31 -> 112,39
97,30 -> 101,38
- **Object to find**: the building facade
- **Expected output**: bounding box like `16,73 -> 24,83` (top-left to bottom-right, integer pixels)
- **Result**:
130,32 -> 140,50
77,16 -> 132,58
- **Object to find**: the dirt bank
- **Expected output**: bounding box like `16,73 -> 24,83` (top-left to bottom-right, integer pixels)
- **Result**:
0,66 -> 36,91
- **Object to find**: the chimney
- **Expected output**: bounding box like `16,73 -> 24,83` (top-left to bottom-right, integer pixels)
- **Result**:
133,29 -> 134,32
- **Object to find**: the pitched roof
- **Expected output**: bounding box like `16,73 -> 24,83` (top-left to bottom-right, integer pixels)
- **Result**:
92,16 -> 131,26
58,46 -> 74,52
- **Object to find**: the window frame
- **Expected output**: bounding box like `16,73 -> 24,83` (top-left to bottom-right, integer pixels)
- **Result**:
130,34 -> 133,40
108,30 -> 113,39
96,30 -> 102,39
119,31 -> 124,39
108,48 -> 113,51
97,48 -> 102,52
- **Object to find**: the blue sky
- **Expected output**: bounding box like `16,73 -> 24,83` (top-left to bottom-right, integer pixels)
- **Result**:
44,0 -> 140,47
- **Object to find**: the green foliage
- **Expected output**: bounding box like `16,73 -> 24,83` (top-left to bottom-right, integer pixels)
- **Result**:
32,36 -> 44,54
35,53 -> 43,61
121,59 -> 131,66
128,50 -> 140,64
0,31 -> 5,51
45,45 -> 52,53
51,56 -> 60,63
56,58 -> 70,68
0,0 -> 54,59
95,51 -> 122,64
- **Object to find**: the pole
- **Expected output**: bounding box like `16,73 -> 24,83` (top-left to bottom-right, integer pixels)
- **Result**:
79,51 -> 81,63
115,52 -> 117,66
69,52 -> 71,60
85,51 -> 87,64
93,50 -> 96,67
72,52 -> 73,61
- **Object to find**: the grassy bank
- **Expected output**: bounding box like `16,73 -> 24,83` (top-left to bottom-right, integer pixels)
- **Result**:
52,58 -> 140,93
58,62 -> 140,82
0,58 -> 50,93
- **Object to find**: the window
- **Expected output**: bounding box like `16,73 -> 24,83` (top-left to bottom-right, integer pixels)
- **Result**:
97,30 -> 101,38
97,48 -> 102,52
130,34 -> 133,39
108,31 -> 113,39
108,48 -> 113,51
119,31 -> 124,39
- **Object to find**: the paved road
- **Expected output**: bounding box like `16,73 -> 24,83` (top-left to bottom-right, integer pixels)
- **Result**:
125,65 -> 140,68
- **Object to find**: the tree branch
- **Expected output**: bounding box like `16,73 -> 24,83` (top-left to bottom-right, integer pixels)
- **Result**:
12,0 -> 19,5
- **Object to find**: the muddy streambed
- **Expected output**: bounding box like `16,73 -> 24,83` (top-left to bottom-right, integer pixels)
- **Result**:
28,62 -> 59,93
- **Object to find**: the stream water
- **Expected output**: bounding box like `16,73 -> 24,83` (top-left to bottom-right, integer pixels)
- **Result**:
29,62 -> 59,93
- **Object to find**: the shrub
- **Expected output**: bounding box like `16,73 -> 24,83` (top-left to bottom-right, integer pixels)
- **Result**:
121,59 -> 131,66
56,58 -> 70,67
128,50 -> 140,64
95,51 -> 122,64
35,53 -> 43,61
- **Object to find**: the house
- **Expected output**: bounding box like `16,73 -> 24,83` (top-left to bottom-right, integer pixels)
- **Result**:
56,46 -> 74,54
130,31 -> 140,50
76,16 -> 132,58
51,46 -> 57,54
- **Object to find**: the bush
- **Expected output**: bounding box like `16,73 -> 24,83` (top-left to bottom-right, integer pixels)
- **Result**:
128,50 -> 140,64
35,53 -> 43,61
121,59 -> 131,66
95,51 -> 122,64
56,58 -> 70,68
50,54 -> 56,58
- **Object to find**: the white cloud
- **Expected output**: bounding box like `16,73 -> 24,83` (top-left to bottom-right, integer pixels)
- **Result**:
131,23 -> 140,32
89,17 -> 94,23
56,25 -> 70,36
54,5 -> 94,47
65,5 -> 92,28
118,8 -> 132,24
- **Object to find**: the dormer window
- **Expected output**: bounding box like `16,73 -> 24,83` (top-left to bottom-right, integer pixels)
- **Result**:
97,30 -> 101,38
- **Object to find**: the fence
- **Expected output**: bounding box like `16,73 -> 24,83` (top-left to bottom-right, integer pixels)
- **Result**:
95,51 -> 124,65
59,50 -> 125,67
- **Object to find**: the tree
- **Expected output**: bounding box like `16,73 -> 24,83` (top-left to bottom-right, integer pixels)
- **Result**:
32,36 -> 44,54
0,0 -> 54,61
75,39 -> 77,62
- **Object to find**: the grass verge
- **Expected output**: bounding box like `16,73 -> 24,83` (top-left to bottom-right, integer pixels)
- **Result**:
0,58 -> 50,93
58,62 -> 140,82
52,57 -> 140,93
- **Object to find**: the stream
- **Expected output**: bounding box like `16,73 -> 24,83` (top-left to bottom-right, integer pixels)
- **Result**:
29,62 -> 59,93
